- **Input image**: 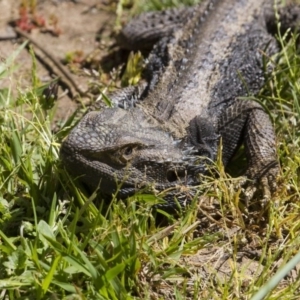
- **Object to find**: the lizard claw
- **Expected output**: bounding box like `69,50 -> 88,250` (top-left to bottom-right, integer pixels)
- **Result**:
242,164 -> 278,208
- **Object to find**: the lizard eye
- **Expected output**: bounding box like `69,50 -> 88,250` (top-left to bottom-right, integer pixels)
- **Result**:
124,146 -> 133,156
119,146 -> 135,163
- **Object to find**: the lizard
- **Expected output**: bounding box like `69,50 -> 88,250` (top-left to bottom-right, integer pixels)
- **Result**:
60,0 -> 300,207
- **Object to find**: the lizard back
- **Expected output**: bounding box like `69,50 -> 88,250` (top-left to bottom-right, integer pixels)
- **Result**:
142,0 -> 277,138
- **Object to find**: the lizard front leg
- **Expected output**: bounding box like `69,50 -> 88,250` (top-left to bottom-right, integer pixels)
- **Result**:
218,100 -> 278,203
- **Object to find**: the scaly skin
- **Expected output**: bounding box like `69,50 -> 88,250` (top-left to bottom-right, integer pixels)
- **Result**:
61,0 -> 300,206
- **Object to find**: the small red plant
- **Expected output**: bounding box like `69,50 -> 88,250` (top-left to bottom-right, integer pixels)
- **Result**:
15,0 -> 61,36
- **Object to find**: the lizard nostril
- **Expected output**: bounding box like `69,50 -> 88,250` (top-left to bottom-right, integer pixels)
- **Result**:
167,169 -> 186,182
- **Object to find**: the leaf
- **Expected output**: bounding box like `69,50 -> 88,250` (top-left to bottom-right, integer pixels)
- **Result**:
51,280 -> 77,293
41,254 -> 62,294
37,220 -> 56,240
121,51 -> 144,86
0,41 -> 27,78
62,255 -> 92,277
105,262 -> 126,281
0,230 -> 17,252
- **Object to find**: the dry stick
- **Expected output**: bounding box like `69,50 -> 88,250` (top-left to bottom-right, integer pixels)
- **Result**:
147,223 -> 177,244
14,27 -> 87,98
0,34 -> 18,40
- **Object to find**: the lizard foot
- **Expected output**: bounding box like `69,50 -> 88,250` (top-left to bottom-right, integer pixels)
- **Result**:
241,161 -> 279,208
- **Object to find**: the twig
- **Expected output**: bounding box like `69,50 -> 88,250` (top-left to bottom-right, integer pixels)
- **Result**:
13,27 -> 87,97
147,223 -> 177,244
0,34 -> 18,41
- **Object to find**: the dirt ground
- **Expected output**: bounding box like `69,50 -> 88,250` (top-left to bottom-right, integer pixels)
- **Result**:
0,0 -> 120,123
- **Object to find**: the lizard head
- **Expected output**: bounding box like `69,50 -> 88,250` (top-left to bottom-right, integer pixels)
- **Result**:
60,108 -> 201,201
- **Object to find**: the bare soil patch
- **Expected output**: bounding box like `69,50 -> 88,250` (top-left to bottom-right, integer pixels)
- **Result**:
0,0 -> 118,123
